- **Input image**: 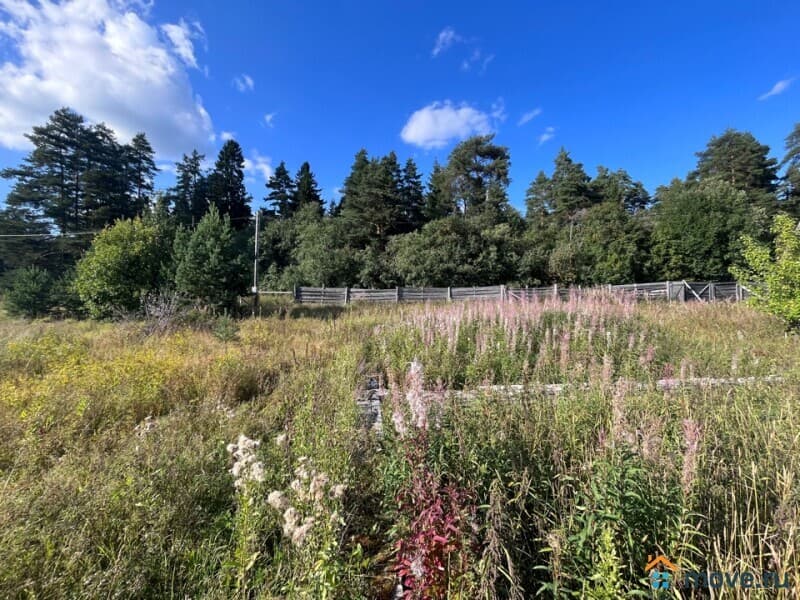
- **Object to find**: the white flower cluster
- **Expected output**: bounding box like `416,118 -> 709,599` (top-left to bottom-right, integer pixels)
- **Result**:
267,449 -> 347,548
134,415 -> 157,437
226,434 -> 265,490
391,359 -> 442,439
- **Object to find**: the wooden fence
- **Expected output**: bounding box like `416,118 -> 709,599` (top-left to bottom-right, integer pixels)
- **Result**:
274,280 -> 750,306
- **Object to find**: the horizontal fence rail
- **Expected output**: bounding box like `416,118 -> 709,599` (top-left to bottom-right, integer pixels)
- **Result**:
259,280 -> 751,306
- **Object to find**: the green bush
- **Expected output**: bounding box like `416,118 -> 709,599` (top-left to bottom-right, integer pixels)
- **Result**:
732,213 -> 800,328
74,218 -> 166,319
2,266 -> 54,318
174,206 -> 247,311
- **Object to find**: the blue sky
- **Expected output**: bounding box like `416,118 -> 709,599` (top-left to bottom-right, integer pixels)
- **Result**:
0,0 -> 798,212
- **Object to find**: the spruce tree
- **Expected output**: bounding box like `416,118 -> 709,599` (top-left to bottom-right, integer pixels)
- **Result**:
170,150 -> 208,227
174,206 -> 247,309
399,158 -> 425,232
292,162 -> 323,216
207,140 -> 251,229
265,161 -> 295,218
423,161 -> 454,221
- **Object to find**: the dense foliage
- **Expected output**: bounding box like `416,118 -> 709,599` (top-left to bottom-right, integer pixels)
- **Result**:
1,109 -> 799,317
74,217 -> 168,318
733,214 -> 800,328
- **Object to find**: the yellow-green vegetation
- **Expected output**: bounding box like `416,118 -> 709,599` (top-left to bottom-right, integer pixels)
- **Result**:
1,297 -> 799,598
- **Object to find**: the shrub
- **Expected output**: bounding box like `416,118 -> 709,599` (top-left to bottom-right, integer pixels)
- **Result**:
74,218 -> 166,319
3,266 -> 54,318
732,213 -> 800,329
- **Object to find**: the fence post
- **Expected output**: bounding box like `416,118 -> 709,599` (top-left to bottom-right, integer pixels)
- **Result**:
344,286 -> 350,305
500,284 -> 506,302
736,282 -> 741,302
293,285 -> 298,303
396,286 -> 400,303
666,280 -> 671,302
447,286 -> 452,301
709,282 -> 716,302
553,283 -> 558,299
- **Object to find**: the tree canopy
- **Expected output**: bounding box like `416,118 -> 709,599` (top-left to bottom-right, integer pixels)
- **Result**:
2,107 -> 799,318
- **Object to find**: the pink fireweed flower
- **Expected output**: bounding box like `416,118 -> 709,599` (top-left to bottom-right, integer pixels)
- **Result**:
559,331 -> 571,373
639,345 -> 656,367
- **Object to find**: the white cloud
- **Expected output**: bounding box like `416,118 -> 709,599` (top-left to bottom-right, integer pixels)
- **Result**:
263,112 -> 276,127
538,126 -> 556,146
758,78 -> 794,100
401,100 -> 495,149
220,130 -> 235,141
432,26 -> 461,57
244,150 -> 273,180
490,97 -> 506,122
518,108 -> 542,126
0,0 -> 213,158
160,18 -> 203,69
233,73 -> 254,92
461,48 -> 494,73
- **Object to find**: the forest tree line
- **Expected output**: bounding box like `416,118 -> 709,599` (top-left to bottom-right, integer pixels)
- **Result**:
1,107 -> 800,316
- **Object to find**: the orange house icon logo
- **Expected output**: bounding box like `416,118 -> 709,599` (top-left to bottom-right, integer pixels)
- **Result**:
646,554 -> 678,590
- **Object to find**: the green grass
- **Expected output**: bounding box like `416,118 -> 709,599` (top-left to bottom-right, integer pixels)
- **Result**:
1,297 -> 799,598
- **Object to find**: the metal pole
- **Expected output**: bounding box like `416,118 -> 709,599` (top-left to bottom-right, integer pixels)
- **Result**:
251,209 -> 260,317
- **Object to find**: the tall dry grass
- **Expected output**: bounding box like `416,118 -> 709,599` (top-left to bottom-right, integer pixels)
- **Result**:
0,295 -> 797,598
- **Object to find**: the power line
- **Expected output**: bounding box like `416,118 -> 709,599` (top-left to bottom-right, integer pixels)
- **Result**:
0,231 -> 100,238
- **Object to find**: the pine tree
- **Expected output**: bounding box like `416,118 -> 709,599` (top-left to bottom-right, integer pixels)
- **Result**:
444,134 -> 510,216
170,150 -> 208,227
265,161 -> 295,218
779,123 -> 800,217
549,148 -> 595,220
207,140 -> 251,228
692,129 -> 778,211
2,108 -> 89,233
0,207 -> 50,277
81,122 -> 128,229
125,133 -> 157,215
591,166 -> 650,213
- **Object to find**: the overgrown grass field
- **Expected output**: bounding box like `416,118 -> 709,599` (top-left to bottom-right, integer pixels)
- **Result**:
1,296 -> 799,598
